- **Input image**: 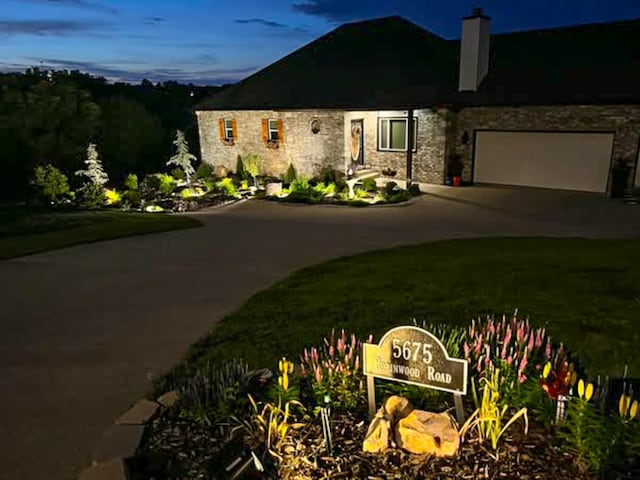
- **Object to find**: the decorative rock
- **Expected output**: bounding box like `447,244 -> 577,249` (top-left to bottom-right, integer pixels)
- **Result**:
78,458 -> 127,480
363,410 -> 391,453
157,390 -> 179,408
214,165 -> 229,178
383,396 -> 412,422
92,424 -> 145,463
395,410 -> 460,456
116,399 -> 158,425
266,182 -> 283,196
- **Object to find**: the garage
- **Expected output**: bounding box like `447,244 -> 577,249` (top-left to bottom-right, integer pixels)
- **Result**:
473,131 -> 615,193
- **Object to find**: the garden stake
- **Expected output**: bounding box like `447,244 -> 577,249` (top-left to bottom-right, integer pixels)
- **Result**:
555,394 -> 568,424
321,395 -> 333,454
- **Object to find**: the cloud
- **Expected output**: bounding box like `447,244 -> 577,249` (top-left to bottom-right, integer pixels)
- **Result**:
143,17 -> 165,25
0,19 -> 108,36
0,57 -> 259,85
15,0 -> 118,14
235,18 -> 287,28
234,18 -> 310,34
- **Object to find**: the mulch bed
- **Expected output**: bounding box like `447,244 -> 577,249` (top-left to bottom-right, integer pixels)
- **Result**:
130,406 -> 600,480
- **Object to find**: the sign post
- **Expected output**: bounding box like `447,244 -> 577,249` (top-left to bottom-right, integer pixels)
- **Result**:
363,326 -> 468,425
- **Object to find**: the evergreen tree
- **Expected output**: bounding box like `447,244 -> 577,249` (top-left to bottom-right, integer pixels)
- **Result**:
76,143 -> 108,186
167,130 -> 196,183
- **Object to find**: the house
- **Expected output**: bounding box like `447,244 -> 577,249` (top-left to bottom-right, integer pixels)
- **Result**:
196,9 -> 640,193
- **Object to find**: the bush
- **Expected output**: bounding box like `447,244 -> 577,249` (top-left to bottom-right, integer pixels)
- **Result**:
171,167 -> 186,181
77,183 -> 105,209
104,189 -> 121,205
157,174 -> 176,196
408,183 -> 421,196
124,173 -> 138,191
217,177 -> 238,198
121,190 -> 141,209
283,163 -> 297,184
290,177 -> 309,193
196,163 -> 214,179
384,181 -> 398,196
318,166 -> 344,185
32,165 -> 71,205
235,155 -> 245,179
362,177 -> 377,192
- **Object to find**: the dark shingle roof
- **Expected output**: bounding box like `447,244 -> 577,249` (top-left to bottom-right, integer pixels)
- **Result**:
197,16 -> 640,110
197,16 -> 458,110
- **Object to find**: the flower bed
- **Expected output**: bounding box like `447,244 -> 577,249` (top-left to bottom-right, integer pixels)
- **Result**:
131,316 -> 640,479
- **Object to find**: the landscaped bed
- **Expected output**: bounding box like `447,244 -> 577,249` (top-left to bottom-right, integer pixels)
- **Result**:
130,238 -> 640,479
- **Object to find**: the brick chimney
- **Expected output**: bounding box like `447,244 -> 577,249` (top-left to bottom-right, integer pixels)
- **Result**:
458,7 -> 491,92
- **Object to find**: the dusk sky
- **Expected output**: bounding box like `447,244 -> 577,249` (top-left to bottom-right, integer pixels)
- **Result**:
2,0 -> 640,85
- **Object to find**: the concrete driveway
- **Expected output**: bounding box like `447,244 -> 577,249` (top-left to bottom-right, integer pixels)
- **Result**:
1,185 -> 638,479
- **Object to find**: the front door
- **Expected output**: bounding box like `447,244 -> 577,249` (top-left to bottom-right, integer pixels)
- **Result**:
350,119 -> 364,166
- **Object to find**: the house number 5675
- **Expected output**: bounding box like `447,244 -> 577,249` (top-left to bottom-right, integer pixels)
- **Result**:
391,339 -> 433,364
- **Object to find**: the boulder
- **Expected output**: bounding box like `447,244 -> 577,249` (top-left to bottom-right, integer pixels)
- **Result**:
395,410 -> 460,456
214,165 -> 229,178
384,395 -> 412,422
362,409 -> 392,453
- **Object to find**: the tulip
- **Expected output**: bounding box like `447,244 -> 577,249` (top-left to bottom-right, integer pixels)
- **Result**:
619,394 -> 631,417
543,362 -> 552,379
630,400 -> 638,420
585,383 -> 593,402
527,334 -> 534,352
463,342 -> 470,358
578,379 -> 585,399
570,371 -> 577,387
282,373 -> 289,391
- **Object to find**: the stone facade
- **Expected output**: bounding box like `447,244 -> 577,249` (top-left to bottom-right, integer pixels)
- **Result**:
196,110 -> 344,178
344,109 -> 448,184
450,105 -> 640,185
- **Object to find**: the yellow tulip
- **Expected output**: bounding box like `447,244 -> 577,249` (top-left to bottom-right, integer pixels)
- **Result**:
619,394 -> 630,417
543,362 -> 552,379
568,363 -> 574,373
578,379 -> 585,399
282,373 -> 289,391
278,376 -> 283,387
570,372 -> 577,387
288,362 -> 294,374
585,383 -> 594,402
630,400 -> 638,420
279,359 -> 283,372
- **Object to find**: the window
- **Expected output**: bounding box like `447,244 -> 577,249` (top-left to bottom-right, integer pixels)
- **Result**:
224,119 -> 234,140
378,117 -> 417,152
268,119 -> 279,141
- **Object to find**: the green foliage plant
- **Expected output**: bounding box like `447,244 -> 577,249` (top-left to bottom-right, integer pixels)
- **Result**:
170,167 -> 186,181
124,173 -> 138,191
196,163 -> 214,179
283,163 -> 297,184
217,177 -> 238,198
362,177 -> 377,192
460,366 -> 529,451
176,358 -> 250,427
166,129 -> 196,184
289,177 -> 309,193
77,183 -> 106,209
235,155 -> 245,179
104,188 -> 121,206
300,329 -> 372,412
384,181 -> 398,196
157,173 -> 176,196
32,165 -> 71,205
233,358 -> 305,464
243,154 -> 262,187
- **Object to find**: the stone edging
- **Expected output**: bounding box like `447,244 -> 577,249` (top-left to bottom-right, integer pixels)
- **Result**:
78,391 -> 178,480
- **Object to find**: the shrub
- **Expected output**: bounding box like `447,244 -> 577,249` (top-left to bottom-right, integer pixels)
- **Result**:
290,177 -> 309,193
300,329 -> 372,412
243,154 -> 262,186
157,173 -> 176,196
217,177 -> 238,198
121,190 -> 141,209
318,166 -> 343,185
77,183 -> 106,209
124,173 -> 138,191
408,183 -> 421,196
32,165 -> 71,205
180,187 -> 205,199
384,181 -> 398,196
283,163 -> 297,184
196,163 -> 214,179
362,177 -> 377,192
104,189 -> 121,205
170,167 -> 186,181
386,190 -> 411,204
235,155 -> 246,179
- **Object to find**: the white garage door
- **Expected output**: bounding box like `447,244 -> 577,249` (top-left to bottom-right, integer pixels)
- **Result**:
474,131 -> 614,193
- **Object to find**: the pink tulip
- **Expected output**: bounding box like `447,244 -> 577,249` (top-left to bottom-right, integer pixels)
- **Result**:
329,345 -> 335,357
527,334 -> 534,352
507,355 -> 513,366
545,340 -> 551,359
463,342 -> 470,358
354,355 -> 360,371
301,364 -> 307,376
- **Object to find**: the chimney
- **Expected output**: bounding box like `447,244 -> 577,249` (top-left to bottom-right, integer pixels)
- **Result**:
458,7 -> 491,92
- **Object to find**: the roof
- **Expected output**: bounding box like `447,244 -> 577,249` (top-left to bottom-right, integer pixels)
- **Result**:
197,15 -> 640,110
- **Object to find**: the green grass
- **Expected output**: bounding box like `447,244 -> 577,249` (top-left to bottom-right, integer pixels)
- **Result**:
172,238 -> 640,384
0,208 -> 202,259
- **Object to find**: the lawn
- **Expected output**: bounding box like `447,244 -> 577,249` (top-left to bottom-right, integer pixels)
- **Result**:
0,207 -> 202,259
172,238 -> 640,384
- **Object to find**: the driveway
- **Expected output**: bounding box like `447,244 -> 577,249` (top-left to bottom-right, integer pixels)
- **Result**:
1,185 -> 638,479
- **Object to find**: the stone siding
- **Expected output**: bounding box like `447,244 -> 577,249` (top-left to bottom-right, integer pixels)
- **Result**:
450,105 -> 640,186
196,110 -> 344,178
344,109 -> 449,184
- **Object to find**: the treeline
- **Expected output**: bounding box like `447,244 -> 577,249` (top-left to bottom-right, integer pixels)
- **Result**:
0,68 -> 224,201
